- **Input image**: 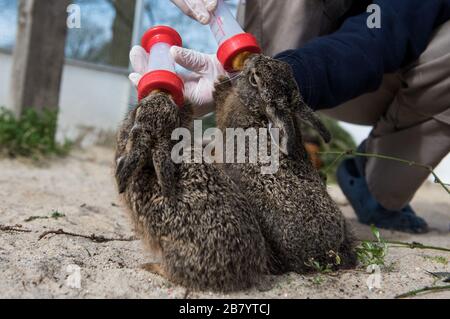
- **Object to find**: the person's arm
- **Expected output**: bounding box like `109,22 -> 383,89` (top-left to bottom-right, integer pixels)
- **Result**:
275,0 -> 450,110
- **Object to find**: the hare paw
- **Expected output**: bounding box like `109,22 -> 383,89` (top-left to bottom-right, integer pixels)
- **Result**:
141,263 -> 167,278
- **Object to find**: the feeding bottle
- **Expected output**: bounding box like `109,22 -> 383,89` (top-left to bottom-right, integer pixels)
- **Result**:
209,0 -> 261,72
138,26 -> 184,107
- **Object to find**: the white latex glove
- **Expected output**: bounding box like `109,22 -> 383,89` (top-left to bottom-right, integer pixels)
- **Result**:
129,45 -> 228,117
170,0 -> 218,24
170,46 -> 228,116
129,45 -> 148,87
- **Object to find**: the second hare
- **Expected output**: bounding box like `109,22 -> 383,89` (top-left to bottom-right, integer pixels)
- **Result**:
214,54 -> 357,274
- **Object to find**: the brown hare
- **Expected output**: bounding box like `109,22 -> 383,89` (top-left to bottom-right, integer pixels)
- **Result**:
115,92 -> 268,292
214,54 -> 357,274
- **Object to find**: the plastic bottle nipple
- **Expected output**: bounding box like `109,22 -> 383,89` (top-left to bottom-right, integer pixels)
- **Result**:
209,0 -> 261,72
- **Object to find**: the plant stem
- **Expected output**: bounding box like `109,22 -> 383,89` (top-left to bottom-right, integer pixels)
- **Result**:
0,224 -> 32,233
360,238 -> 450,253
323,151 -> 346,176
319,150 -> 450,195
395,285 -> 450,299
385,241 -> 450,253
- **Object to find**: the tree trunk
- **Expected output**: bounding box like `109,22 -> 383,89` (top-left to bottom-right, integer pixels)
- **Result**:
11,0 -> 70,116
109,0 -> 136,67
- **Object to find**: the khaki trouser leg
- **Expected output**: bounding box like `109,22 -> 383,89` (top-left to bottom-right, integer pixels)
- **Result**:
363,21 -> 450,210
324,21 -> 450,210
237,0 -> 352,57
239,1 -> 450,210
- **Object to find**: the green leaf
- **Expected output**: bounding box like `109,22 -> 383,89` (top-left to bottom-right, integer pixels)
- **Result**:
0,107 -> 72,160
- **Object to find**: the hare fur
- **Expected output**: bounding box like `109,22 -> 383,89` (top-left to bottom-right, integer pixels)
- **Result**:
214,55 -> 357,273
114,93 -> 268,292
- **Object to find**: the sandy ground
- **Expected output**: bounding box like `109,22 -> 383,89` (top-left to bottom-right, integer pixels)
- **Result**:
0,146 -> 449,299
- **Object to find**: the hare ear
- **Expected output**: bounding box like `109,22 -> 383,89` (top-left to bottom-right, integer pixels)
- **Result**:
152,143 -> 176,197
293,91 -> 331,143
115,152 -> 140,194
264,99 -> 298,156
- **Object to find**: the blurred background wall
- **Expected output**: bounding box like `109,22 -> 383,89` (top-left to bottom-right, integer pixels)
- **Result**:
0,0 -> 448,180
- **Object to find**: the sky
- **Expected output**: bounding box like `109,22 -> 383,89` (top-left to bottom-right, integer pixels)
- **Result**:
0,0 -> 238,57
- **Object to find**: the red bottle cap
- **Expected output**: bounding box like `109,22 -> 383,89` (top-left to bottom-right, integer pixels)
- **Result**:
141,25 -> 183,53
217,33 -> 261,72
138,70 -> 184,107
138,26 -> 184,106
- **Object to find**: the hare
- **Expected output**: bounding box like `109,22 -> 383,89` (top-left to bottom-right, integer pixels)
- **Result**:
114,92 -> 268,292
214,54 -> 357,273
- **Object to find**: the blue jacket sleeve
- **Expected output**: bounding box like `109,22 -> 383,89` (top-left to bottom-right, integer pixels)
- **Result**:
275,0 -> 450,110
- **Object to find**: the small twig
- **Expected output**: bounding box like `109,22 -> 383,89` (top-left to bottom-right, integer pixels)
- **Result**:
425,270 -> 450,282
395,285 -> 450,299
183,289 -> 191,299
360,239 -> 450,253
24,216 -> 49,222
24,210 -> 65,222
385,241 -> 450,253
322,151 -> 346,176
0,224 -> 32,233
319,150 -> 450,195
38,229 -> 137,243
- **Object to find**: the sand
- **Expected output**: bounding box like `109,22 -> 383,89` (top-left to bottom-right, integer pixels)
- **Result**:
0,146 -> 449,299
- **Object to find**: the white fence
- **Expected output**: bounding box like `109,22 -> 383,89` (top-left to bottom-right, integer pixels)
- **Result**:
0,49 -> 448,181
0,49 -> 131,146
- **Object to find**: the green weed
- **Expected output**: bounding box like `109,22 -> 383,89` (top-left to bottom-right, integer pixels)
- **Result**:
356,225 -> 388,267
423,255 -> 448,266
305,251 -> 342,285
24,209 -> 66,222
0,107 -> 72,160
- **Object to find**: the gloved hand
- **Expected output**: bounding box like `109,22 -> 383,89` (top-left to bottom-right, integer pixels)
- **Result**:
129,45 -> 228,117
170,0 -> 218,24
171,46 -> 228,116
128,45 -> 148,88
